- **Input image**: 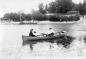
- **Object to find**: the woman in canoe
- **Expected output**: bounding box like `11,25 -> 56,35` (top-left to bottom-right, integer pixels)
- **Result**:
29,29 -> 36,37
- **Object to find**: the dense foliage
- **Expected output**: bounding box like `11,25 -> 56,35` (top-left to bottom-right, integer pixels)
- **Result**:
1,0 -> 86,21
48,0 -> 74,13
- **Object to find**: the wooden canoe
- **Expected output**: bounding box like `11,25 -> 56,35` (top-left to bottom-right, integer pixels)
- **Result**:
22,35 -> 60,42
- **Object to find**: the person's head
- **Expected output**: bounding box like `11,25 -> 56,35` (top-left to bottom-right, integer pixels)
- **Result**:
49,28 -> 52,30
30,29 -> 33,31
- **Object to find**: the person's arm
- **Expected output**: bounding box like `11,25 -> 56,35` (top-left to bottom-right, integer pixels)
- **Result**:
51,30 -> 55,33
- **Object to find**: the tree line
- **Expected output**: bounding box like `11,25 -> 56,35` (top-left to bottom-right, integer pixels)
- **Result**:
1,0 -> 86,22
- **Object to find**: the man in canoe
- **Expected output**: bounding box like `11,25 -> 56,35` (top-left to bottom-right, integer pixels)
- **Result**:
47,28 -> 67,36
60,31 -> 67,35
29,29 -> 36,37
47,28 -> 55,36
41,28 -> 55,37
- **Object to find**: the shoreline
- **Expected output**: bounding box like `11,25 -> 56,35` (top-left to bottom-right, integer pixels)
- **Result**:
0,21 -> 76,25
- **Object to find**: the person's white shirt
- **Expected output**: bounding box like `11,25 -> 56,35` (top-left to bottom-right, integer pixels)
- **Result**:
47,28 -> 54,34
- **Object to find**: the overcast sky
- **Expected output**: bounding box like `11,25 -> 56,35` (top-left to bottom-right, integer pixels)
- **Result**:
0,0 -> 84,17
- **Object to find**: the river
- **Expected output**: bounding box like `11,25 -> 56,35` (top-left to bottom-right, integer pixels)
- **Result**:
0,22 -> 86,59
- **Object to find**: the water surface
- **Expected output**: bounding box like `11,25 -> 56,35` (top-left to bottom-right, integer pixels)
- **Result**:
0,23 -> 86,59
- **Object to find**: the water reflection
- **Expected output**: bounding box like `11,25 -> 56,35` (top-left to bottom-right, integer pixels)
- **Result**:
22,34 -> 75,51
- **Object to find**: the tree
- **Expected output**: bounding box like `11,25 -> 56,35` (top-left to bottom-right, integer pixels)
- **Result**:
3,13 -> 20,21
48,2 -> 58,13
72,0 -> 86,15
78,2 -> 86,15
31,10 -> 47,21
38,3 -> 46,14
20,13 -> 32,21
48,0 -> 74,13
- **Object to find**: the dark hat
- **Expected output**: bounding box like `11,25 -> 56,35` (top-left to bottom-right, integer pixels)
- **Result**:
30,29 -> 33,30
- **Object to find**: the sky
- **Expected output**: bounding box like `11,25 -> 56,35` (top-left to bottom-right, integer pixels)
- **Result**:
0,0 -> 84,17
72,0 -> 84,4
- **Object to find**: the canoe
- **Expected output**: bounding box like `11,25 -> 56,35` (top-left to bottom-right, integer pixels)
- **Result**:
22,35 -> 60,42
19,22 -> 37,24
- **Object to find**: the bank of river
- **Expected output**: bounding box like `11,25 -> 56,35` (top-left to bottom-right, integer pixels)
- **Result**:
0,21 -> 76,25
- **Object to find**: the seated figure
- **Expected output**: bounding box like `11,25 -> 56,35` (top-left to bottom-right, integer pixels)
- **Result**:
29,29 -> 36,37
47,28 -> 55,37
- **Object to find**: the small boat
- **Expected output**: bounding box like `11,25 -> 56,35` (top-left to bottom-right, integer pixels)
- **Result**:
22,35 -> 61,50
22,31 -> 67,42
20,20 -> 37,24
22,35 -> 60,42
